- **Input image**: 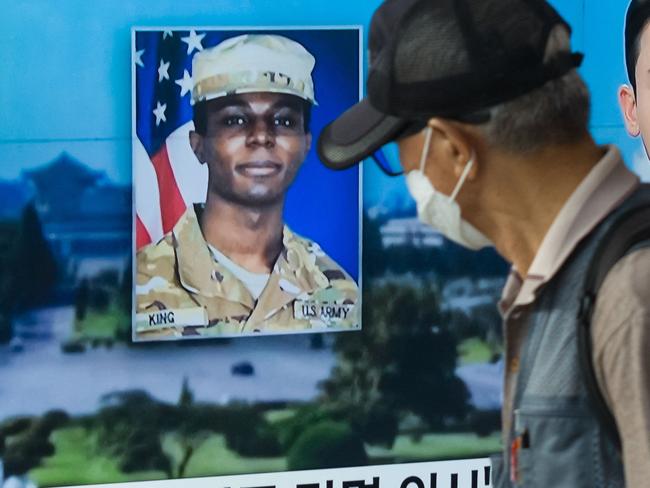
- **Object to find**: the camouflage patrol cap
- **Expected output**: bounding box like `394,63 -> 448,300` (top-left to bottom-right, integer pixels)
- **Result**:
191,34 -> 317,105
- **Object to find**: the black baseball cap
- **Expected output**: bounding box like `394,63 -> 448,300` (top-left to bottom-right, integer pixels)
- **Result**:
625,0 -> 650,90
318,0 -> 583,170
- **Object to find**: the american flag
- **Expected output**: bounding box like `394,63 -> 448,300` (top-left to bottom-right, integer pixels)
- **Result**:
133,29 -> 220,250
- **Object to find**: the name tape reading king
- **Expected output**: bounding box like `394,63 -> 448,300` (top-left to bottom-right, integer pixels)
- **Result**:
136,307 -> 208,331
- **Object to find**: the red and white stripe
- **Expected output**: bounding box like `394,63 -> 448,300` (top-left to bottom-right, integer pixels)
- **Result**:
134,122 -> 208,249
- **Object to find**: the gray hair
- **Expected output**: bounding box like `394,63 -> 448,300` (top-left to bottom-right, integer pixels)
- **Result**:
477,26 -> 591,153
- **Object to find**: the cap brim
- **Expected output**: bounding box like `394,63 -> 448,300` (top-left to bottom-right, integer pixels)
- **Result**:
317,99 -> 408,170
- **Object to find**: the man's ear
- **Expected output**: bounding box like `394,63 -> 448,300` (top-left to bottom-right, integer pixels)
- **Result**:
619,84 -> 641,137
427,118 -> 477,180
189,130 -> 205,164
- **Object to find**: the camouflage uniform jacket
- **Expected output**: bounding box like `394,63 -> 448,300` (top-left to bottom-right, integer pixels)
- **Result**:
135,205 -> 359,340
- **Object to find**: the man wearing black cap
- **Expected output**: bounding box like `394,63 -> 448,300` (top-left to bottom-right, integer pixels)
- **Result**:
620,0 -> 650,157
319,0 -> 650,486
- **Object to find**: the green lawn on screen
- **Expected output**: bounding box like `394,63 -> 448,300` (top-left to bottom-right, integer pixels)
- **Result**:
30,427 -> 285,487
74,306 -> 128,340
457,337 -> 494,365
367,432 -> 501,462
30,427 -> 165,487
171,434 -> 286,477
31,424 -> 499,486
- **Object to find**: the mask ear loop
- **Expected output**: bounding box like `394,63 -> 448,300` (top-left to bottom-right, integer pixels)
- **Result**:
418,127 -> 433,173
449,152 -> 475,202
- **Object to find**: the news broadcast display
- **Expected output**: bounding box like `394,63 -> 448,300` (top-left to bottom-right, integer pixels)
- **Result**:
0,1 -> 645,488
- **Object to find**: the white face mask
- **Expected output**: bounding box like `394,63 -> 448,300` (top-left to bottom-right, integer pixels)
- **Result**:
404,127 -> 493,250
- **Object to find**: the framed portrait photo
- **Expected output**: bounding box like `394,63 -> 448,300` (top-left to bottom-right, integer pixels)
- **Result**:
132,27 -> 362,341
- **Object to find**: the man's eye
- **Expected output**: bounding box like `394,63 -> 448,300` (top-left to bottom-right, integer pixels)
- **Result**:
274,117 -> 296,128
224,116 -> 247,126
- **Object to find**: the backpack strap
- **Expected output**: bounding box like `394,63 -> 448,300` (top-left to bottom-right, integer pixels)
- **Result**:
577,204 -> 650,451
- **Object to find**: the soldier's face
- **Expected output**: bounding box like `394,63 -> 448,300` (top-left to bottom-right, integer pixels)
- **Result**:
191,92 -> 311,207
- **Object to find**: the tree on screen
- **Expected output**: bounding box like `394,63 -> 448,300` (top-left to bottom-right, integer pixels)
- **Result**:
93,381 -> 282,479
8,203 -> 57,312
162,377 -> 212,478
0,221 -> 19,343
286,420 -> 367,470
321,282 -> 470,446
94,390 -> 173,477
0,203 -> 56,344
0,411 -> 69,479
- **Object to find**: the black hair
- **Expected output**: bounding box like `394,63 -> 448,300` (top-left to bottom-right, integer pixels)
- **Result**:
192,94 -> 312,135
625,0 -> 650,91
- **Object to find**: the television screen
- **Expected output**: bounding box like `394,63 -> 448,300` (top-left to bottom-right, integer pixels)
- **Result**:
0,1 -> 645,487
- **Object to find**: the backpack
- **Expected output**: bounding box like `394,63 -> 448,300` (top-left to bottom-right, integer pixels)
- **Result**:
577,204 -> 650,450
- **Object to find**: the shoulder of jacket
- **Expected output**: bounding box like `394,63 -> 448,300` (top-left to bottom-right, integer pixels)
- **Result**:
136,233 -> 177,280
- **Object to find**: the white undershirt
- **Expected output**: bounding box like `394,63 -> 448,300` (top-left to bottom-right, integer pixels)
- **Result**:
208,244 -> 271,300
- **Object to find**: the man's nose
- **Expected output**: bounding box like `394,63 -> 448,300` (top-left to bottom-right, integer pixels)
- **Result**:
246,118 -> 275,147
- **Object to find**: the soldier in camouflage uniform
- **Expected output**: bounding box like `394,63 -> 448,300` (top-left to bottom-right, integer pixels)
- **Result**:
135,34 -> 359,340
